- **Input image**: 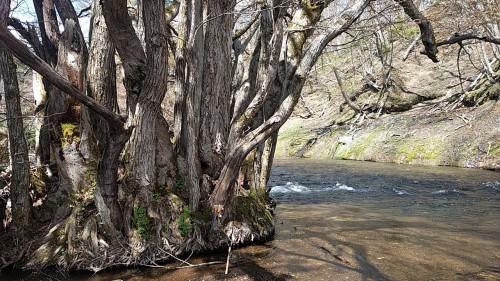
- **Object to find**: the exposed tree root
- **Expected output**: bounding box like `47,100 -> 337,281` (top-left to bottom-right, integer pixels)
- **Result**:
17,191 -> 275,272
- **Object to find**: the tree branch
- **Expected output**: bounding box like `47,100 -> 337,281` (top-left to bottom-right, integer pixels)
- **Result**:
0,25 -> 125,126
437,33 -> 500,47
334,68 -> 361,112
233,10 -> 260,41
395,0 -> 438,62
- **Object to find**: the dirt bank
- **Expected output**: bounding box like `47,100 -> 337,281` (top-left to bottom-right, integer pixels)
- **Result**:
276,100 -> 500,170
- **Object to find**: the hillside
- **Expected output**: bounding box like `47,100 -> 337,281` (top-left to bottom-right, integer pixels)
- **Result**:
275,44 -> 500,170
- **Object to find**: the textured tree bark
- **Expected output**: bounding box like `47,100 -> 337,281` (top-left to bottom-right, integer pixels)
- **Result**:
30,0 -> 59,172
174,0 -> 205,211
86,0 -> 127,232
0,40 -> 32,232
257,131 -> 278,192
199,0 -> 235,178
95,126 -> 131,231
395,0 -> 438,62
0,25 -> 124,125
102,0 -> 146,114
121,0 -> 174,239
86,0 -> 118,152
32,72 -> 51,168
32,0 -> 60,66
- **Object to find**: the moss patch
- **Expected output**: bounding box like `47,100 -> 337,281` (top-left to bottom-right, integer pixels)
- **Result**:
488,140 -> 500,157
276,119 -> 315,157
397,139 -> 442,164
61,123 -> 80,145
176,206 -> 192,237
132,207 -> 152,239
336,131 -> 380,160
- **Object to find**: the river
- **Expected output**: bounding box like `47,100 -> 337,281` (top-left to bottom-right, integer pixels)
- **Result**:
3,159 -> 500,280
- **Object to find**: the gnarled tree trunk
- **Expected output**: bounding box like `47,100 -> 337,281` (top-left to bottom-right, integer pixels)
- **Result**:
0,38 -> 32,232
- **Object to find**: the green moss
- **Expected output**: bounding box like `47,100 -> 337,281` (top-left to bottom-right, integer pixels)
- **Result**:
61,123 -> 80,145
176,206 -> 192,237
174,177 -> 184,193
397,140 -> 442,163
234,193 -> 273,227
234,195 -> 256,216
463,78 -> 500,106
276,119 -> 314,157
336,131 -> 379,160
488,140 -> 500,156
132,207 -> 152,239
459,139 -> 479,160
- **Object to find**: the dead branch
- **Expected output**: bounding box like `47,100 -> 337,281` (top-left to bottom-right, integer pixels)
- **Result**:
437,33 -> 500,47
334,68 -> 361,112
395,0 -> 438,62
176,261 -> 224,269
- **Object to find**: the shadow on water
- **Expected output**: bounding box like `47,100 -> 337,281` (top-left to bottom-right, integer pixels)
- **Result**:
1,159 -> 499,280
276,232 -> 392,281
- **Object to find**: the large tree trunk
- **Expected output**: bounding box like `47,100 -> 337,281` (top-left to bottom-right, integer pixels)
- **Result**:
199,0 -> 235,179
0,0 -> 444,271
212,0 -> 371,217
174,0 -> 205,211
86,0 -> 126,232
31,0 -> 59,177
0,39 -> 32,232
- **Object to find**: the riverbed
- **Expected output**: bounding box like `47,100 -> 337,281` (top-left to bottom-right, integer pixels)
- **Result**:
4,159 -> 500,280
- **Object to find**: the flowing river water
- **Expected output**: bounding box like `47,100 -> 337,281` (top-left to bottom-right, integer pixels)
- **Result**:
3,159 -> 500,280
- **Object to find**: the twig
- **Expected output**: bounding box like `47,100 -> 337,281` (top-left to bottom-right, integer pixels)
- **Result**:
453,124 -> 467,131
319,246 -> 350,265
225,245 -> 232,275
155,246 -> 194,266
176,261 -> 224,269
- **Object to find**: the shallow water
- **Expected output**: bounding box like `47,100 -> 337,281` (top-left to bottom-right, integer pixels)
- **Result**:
269,159 -> 500,226
266,159 -> 500,280
3,159 -> 499,280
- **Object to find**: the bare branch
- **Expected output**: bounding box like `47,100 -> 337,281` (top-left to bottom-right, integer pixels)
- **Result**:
233,10 -> 259,41
334,68 -> 361,112
0,25 -> 125,126
437,33 -> 500,47
395,0 -> 438,62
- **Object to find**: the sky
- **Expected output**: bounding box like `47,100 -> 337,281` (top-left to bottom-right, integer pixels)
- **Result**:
10,0 -> 91,41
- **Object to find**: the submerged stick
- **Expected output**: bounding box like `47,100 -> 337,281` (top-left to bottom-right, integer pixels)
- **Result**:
176,261 -> 224,269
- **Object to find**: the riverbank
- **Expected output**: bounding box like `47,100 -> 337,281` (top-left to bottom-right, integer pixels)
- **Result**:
276,100 -> 500,170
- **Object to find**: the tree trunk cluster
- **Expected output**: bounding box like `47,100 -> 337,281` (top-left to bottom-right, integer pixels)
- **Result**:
0,0 -> 442,271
